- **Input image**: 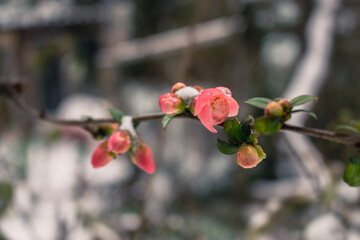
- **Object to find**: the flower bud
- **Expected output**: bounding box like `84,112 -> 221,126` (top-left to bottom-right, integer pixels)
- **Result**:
108,130 -> 131,154
192,85 -> 203,92
264,101 -> 283,117
91,141 -> 114,168
159,93 -> 185,115
278,99 -> 291,121
236,144 -> 260,169
172,82 -> 186,93
131,143 -> 155,174
278,99 -> 291,110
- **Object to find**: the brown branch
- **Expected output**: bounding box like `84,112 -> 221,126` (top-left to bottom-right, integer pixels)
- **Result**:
1,82 -> 360,150
281,124 -> 360,149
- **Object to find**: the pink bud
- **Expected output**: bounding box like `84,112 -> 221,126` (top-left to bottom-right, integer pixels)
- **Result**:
172,82 -> 186,93
278,99 -> 292,121
159,93 -> 186,115
194,87 -> 239,133
264,101 -> 283,117
278,99 -> 291,110
236,145 -> 259,169
192,85 -> 203,92
132,143 -> 155,174
108,130 -> 131,154
91,141 -> 114,168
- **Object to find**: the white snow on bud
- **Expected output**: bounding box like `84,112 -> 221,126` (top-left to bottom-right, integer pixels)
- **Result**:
175,86 -> 199,106
119,116 -> 136,137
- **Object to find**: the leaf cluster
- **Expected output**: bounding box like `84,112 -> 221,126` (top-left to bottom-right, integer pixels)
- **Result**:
217,117 -> 256,155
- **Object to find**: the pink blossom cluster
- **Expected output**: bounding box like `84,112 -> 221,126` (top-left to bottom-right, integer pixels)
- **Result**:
91,125 -> 155,174
159,82 -> 239,133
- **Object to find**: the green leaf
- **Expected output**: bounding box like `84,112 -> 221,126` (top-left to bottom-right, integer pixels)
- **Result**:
344,156 -> 360,186
216,138 -> 239,155
240,120 -> 252,142
245,97 -> 272,109
254,117 -> 282,134
224,118 -> 242,144
335,125 -> 360,136
108,108 -> 125,124
291,109 -> 318,120
289,95 -> 318,107
162,114 -> 175,129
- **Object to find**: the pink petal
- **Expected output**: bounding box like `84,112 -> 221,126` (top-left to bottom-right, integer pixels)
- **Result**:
194,88 -> 223,116
236,145 -> 259,169
197,106 -> 217,133
159,93 -> 184,115
108,131 -> 131,154
209,95 -> 229,125
91,141 -> 114,168
215,87 -> 232,96
132,143 -> 155,174
227,96 -> 239,117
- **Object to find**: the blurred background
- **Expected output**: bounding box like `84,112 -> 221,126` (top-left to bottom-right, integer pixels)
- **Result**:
0,0 -> 360,239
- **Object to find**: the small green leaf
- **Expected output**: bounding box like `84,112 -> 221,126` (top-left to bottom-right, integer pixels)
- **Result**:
162,114 -> 175,129
254,117 -> 282,134
108,108 -> 125,124
335,125 -> 360,136
291,109 -> 317,120
344,156 -> 360,186
289,95 -> 318,107
216,138 -> 239,155
245,97 -> 272,109
224,118 -> 242,144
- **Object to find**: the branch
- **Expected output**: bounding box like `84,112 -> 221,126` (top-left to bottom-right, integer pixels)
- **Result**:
281,124 -> 360,149
1,83 -> 359,149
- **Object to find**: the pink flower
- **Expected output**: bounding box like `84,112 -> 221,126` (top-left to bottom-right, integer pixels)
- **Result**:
159,93 -> 186,115
131,143 -> 155,174
91,141 -> 114,168
194,87 -> 239,133
108,130 -> 131,154
236,145 -> 259,169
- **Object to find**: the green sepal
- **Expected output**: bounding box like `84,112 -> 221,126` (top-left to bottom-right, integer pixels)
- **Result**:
224,118 -> 242,144
109,152 -> 117,159
289,95 -> 318,107
162,114 -> 175,129
291,109 -> 318,120
94,125 -> 116,140
216,138 -> 239,155
108,108 -> 125,124
255,145 -> 266,162
344,156 -> 360,186
245,97 -> 272,109
254,117 -> 282,134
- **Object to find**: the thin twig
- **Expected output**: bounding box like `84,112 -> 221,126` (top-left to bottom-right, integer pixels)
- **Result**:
1,83 -> 360,150
281,124 -> 360,149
